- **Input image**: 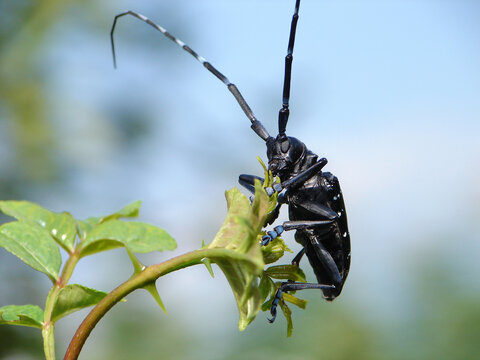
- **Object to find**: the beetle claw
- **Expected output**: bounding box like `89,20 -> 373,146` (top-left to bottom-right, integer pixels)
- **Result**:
261,235 -> 272,246
268,312 -> 277,323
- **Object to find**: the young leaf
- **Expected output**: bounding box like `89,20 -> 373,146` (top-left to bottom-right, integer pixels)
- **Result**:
0,222 -> 61,282
0,200 -> 76,252
259,273 -> 274,300
258,157 -> 279,214
279,300 -> 294,337
261,237 -> 292,264
261,297 -> 273,312
257,157 -> 273,189
51,284 -> 109,322
282,292 -> 307,309
206,179 -> 274,331
76,219 -> 94,242
77,238 -> 124,258
79,220 -> 176,257
0,305 -> 44,328
264,264 -> 307,282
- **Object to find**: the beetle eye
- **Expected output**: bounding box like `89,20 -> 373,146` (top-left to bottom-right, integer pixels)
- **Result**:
280,139 -> 290,153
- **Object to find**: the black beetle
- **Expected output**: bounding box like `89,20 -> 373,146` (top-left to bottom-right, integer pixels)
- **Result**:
239,133 -> 350,321
111,0 -> 350,322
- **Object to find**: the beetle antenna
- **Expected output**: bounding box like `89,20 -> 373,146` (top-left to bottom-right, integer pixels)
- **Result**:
278,0 -> 301,136
111,11 -> 270,141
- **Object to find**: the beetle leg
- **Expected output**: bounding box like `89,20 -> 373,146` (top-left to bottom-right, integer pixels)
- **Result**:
269,281 -> 335,323
294,199 -> 339,220
239,173 -> 284,226
239,173 -> 289,205
262,225 -> 285,245
268,233 -> 342,322
284,219 -> 335,230
238,174 -> 264,194
266,158 -> 328,196
261,219 -> 334,245
310,236 -> 343,287
282,157 -> 328,189
291,248 -> 305,266
240,174 -> 286,203
290,220 -> 343,286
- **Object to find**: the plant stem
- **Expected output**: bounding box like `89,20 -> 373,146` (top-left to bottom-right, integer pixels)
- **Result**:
42,322 -> 56,360
64,247 -> 252,360
42,250 -> 81,360
58,250 -> 81,287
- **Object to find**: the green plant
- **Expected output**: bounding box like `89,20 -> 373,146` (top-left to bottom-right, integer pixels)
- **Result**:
0,160 -> 307,359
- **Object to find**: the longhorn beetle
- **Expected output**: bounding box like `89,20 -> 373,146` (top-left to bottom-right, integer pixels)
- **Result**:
111,0 -> 350,323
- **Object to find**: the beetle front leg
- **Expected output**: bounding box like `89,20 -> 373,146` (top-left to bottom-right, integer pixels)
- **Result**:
239,173 -> 285,205
239,173 -> 283,226
238,174 -> 264,194
262,157 -> 328,204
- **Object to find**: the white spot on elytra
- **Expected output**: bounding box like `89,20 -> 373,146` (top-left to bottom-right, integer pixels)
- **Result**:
39,220 -> 46,226
343,232 -> 347,237
61,234 -> 67,241
51,229 -> 57,236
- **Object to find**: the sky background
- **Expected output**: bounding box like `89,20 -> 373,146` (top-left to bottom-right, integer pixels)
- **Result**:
1,0 -> 479,359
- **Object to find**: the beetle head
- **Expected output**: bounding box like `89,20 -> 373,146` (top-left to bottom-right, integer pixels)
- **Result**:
266,134 -> 305,179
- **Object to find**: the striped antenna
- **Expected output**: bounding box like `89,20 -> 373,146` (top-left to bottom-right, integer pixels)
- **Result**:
110,11 -> 270,141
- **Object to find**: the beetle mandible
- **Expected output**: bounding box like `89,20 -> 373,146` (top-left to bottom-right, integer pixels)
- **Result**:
111,0 -> 350,323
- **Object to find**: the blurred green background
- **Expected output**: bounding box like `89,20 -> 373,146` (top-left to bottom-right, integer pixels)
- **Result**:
1,0 -> 479,359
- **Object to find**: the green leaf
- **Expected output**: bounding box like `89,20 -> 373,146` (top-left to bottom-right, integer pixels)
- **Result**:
78,237 -> 124,257
261,290 -> 296,337
259,273 -> 274,300
279,300 -> 294,337
0,305 -> 44,328
257,157 -> 279,214
80,220 -> 176,257
75,201 -> 143,244
261,297 -> 273,312
76,219 -> 93,242
261,237 -> 292,264
0,200 -> 76,252
282,292 -> 308,309
86,200 -> 142,225
257,157 -> 273,189
0,222 -> 61,282
206,177 -> 275,331
51,284 -> 109,322
264,264 -> 306,282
